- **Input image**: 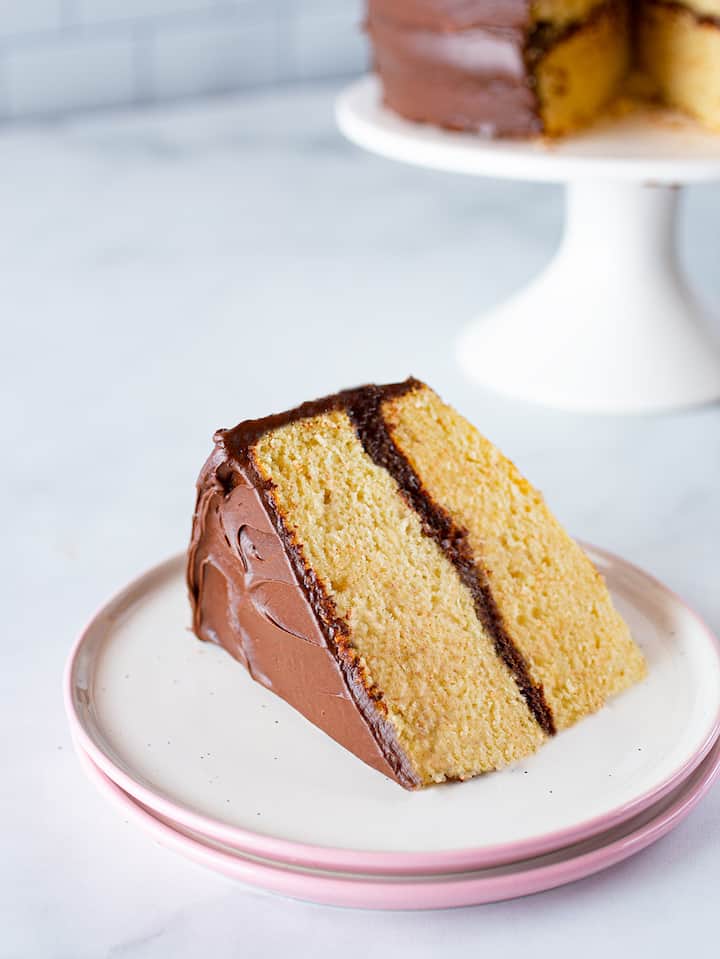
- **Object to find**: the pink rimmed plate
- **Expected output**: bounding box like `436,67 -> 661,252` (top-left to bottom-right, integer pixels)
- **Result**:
75,734 -> 720,909
64,545 -> 720,875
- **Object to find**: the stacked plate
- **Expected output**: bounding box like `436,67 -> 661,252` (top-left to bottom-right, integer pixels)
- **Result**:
65,546 -> 720,910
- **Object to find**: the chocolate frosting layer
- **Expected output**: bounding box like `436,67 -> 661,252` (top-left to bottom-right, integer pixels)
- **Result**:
367,12 -> 542,137
348,387 -> 555,737
187,442 -> 420,789
367,0 -> 532,29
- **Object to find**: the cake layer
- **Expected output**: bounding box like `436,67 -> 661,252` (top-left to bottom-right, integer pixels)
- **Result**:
676,0 -> 720,17
535,0 -> 629,135
638,1 -> 720,132
533,0 -> 609,25
380,383 -> 646,730
251,405 -> 546,784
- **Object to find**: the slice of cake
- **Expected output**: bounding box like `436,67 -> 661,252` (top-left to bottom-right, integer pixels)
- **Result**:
188,379 -> 646,788
637,0 -> 720,133
366,0 -> 631,137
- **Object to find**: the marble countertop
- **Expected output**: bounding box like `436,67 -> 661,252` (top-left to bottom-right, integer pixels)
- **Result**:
3,81 -> 720,958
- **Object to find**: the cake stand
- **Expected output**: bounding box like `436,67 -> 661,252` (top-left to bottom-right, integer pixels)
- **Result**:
336,77 -> 720,413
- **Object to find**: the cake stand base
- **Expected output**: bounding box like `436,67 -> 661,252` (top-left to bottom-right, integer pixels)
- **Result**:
457,181 -> 720,413
337,77 -> 720,413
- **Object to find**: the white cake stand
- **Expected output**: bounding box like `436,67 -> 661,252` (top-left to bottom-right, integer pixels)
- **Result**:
336,76 -> 720,413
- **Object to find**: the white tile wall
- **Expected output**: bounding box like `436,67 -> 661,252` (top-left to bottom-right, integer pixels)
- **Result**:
0,0 -> 63,40
6,30 -> 136,117
291,0 -> 366,81
0,0 -> 368,120
74,0 -> 214,25
151,14 -> 279,99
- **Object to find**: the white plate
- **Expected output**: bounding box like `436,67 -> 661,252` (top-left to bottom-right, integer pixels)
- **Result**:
65,546 -> 720,874
74,735 -> 720,910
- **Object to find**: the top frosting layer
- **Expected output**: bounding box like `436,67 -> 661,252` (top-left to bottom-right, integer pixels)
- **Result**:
366,0 -> 533,29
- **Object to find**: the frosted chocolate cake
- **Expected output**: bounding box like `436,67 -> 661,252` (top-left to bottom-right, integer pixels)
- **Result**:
365,1 -> 720,136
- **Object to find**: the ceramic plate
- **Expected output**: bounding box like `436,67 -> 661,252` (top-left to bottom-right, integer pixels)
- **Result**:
75,735 -> 720,909
65,545 -> 720,875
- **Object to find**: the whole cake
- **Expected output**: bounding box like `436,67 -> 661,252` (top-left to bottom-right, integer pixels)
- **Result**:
366,1 -> 720,137
188,379 -> 646,788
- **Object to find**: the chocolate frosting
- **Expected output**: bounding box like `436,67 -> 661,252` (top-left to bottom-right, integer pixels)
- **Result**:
367,0 -> 533,30
187,441 -> 420,789
366,8 -> 542,137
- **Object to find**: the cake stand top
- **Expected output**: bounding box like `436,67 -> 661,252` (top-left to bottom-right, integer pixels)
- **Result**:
336,77 -> 720,184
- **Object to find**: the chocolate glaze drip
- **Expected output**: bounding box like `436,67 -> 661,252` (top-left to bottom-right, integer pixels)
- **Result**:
188,378 -> 556,790
346,384 -> 556,737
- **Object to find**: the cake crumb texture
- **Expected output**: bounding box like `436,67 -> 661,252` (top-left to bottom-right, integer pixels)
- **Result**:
536,1 -> 630,136
252,410 -> 546,785
638,1 -> 720,133
382,385 -> 647,731
532,0 -> 609,26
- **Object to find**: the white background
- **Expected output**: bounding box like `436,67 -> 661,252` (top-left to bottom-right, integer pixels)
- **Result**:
3,81 -> 720,957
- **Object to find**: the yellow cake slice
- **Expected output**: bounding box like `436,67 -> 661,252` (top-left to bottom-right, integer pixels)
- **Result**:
637,0 -> 720,132
532,0 -> 631,136
188,378 -> 646,788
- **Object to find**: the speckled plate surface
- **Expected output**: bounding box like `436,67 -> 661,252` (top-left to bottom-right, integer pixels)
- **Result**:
65,545 -> 720,875
75,735 -> 720,909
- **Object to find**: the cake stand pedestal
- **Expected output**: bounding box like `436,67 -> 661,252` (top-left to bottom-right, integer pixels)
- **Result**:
336,77 -> 720,413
